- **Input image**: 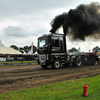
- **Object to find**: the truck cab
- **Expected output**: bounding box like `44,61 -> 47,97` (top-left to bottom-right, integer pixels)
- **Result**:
37,33 -> 82,69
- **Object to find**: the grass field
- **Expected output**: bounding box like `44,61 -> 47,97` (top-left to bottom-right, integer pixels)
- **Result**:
0,74 -> 100,100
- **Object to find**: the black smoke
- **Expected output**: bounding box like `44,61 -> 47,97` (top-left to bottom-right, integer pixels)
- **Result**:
50,2 -> 100,40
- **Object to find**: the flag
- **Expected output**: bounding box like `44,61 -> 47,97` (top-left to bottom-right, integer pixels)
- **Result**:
30,42 -> 33,54
77,46 -> 80,52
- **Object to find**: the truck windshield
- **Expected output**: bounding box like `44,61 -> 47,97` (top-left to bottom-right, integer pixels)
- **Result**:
38,37 -> 48,48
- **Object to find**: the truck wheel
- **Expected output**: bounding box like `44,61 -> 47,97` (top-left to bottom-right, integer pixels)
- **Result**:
53,59 -> 61,69
73,57 -> 82,67
98,59 -> 100,65
41,65 -> 47,69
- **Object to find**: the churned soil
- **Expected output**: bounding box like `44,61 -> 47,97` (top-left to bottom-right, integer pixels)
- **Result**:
0,64 -> 100,94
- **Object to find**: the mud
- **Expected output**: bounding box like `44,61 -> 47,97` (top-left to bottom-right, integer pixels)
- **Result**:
0,64 -> 100,94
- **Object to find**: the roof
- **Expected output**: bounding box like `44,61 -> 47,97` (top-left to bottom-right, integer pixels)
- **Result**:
0,47 -> 22,54
38,33 -> 64,39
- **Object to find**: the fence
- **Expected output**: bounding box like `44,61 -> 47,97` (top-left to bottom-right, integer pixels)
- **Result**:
0,54 -> 37,61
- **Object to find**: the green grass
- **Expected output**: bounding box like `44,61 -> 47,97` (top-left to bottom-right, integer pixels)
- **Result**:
0,61 -> 37,63
0,75 -> 100,100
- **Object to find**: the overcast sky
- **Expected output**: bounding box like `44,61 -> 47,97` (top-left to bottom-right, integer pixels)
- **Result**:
0,0 -> 100,52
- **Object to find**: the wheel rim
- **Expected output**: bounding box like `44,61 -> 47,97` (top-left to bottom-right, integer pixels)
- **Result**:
55,61 -> 60,68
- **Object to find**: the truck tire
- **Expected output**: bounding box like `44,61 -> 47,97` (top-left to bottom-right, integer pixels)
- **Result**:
53,59 -> 61,69
98,59 -> 100,65
41,65 -> 47,69
73,57 -> 82,67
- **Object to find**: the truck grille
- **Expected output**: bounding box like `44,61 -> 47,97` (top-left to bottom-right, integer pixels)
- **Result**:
39,55 -> 46,60
39,54 -> 46,65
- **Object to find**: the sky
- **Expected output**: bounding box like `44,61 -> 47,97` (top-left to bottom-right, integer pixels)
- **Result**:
0,0 -> 100,52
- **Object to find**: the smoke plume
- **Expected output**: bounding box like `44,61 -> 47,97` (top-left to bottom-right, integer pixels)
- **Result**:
50,2 -> 100,40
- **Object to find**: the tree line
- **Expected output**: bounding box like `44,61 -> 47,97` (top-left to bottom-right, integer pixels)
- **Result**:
10,44 -> 100,54
68,46 -> 100,53
10,45 -> 37,54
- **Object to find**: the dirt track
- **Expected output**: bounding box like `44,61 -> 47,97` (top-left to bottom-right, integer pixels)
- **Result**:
0,64 -> 100,94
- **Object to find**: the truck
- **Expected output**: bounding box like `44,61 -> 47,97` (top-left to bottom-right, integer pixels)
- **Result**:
37,33 -> 100,69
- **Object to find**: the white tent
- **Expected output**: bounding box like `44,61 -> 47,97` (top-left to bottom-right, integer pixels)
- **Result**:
0,39 -> 6,47
34,51 -> 38,55
0,47 -> 22,54
0,40 -> 22,54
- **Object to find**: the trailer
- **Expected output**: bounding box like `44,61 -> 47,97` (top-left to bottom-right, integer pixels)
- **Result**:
37,33 -> 99,69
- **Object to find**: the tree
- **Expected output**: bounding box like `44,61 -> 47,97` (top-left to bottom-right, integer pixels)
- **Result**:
68,47 -> 78,53
23,45 -> 30,53
28,45 -> 37,53
19,47 -> 24,53
33,45 -> 37,53
10,45 -> 18,50
10,44 -> 37,54
92,46 -> 100,53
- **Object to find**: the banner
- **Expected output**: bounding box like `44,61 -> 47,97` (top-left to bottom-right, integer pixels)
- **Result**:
7,57 -> 14,61
0,57 -> 6,61
17,57 -> 23,61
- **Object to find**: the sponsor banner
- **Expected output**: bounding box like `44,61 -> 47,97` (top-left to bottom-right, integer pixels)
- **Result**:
17,57 -> 23,60
7,57 -> 14,61
0,57 -> 6,61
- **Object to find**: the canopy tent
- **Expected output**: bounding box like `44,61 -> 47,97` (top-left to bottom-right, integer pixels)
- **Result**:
0,47 -> 22,54
34,51 -> 38,55
0,39 -> 6,47
0,40 -> 22,54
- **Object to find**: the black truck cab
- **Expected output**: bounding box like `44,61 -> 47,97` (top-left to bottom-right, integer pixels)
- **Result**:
37,33 -> 85,69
